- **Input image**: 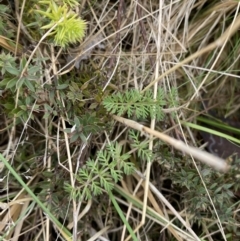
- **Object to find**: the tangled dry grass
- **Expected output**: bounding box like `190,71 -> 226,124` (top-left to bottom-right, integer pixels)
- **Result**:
0,0 -> 240,240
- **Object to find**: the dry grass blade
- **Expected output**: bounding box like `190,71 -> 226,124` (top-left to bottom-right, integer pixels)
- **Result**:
0,35 -> 22,54
1,0 -> 240,240
143,12 -> 240,93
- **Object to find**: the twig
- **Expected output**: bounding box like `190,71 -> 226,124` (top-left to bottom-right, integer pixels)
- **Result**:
113,115 -> 229,172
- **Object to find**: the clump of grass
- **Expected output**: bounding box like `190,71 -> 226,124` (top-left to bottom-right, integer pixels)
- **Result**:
0,0 -> 240,241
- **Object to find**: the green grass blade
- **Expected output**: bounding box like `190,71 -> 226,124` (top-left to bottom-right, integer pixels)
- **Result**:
197,116 -> 240,135
0,153 -> 72,241
109,191 -> 138,241
183,121 -> 240,144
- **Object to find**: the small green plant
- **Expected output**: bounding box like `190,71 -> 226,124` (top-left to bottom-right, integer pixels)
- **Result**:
37,0 -> 87,47
0,53 -> 42,121
64,125 -> 156,201
168,157 -> 240,225
64,142 -> 135,200
61,86 -> 177,201
64,113 -> 105,143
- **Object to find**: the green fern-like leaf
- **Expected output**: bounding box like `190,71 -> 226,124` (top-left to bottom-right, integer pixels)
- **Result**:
91,181 -> 103,196
103,89 -> 166,120
65,142 -> 134,200
99,172 -> 114,192
128,130 -> 153,162
121,162 -> 135,175
110,168 -> 123,182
